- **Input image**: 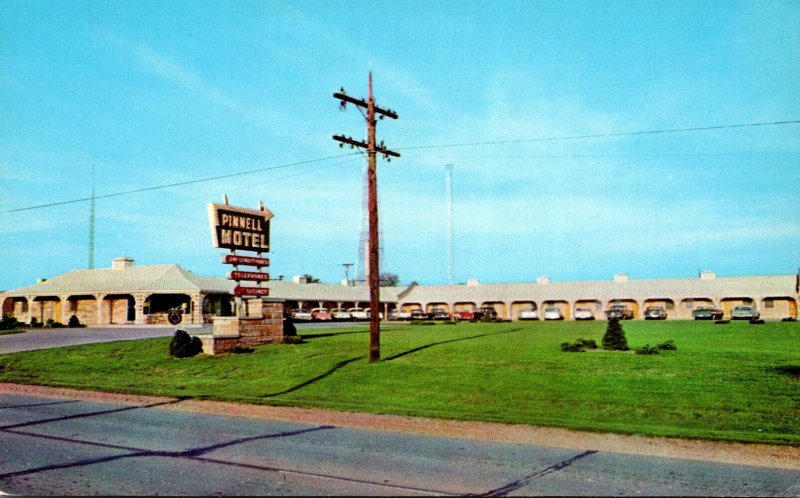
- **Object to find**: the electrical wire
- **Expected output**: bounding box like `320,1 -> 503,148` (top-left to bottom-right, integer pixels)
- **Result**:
3,118 -> 798,215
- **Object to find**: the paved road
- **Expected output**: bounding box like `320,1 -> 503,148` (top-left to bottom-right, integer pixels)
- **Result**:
1,391 -> 798,496
0,321 -> 369,355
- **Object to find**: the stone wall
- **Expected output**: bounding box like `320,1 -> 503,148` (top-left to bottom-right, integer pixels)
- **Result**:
201,300 -> 285,355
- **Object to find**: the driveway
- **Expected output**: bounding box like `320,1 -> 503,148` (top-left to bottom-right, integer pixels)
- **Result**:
0,321 -> 371,355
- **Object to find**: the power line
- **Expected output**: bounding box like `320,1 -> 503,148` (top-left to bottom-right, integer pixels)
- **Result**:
1,153 -> 359,214
397,119 -> 800,152
3,118 -> 797,215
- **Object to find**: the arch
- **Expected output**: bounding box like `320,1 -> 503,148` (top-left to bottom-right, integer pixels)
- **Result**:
32,296 -> 61,325
606,299 -> 639,318
104,294 -> 135,324
3,297 -> 29,319
481,301 -> 507,319
67,295 -> 98,325
643,298 -> 675,319
574,300 -> 602,320
401,302 -> 423,312
511,301 -> 536,320
542,300 -> 570,320
679,297 -> 714,319
145,293 -> 192,325
720,297 -> 754,318
425,302 -> 450,314
202,294 -> 235,323
759,297 -> 797,320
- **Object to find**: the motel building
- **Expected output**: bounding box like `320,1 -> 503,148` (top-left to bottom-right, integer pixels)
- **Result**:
1,257 -> 798,327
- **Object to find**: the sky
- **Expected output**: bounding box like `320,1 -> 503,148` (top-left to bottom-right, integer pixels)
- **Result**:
1,0 -> 799,290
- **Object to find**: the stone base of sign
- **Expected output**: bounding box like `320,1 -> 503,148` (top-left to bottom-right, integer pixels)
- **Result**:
200,299 -> 285,355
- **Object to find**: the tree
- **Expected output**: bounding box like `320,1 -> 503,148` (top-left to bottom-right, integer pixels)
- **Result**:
602,318 -> 629,351
301,274 -> 321,283
380,272 -> 400,287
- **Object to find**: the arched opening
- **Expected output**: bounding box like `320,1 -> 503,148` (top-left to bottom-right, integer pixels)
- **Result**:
145,294 -> 192,325
104,294 -> 135,324
511,301 -> 537,320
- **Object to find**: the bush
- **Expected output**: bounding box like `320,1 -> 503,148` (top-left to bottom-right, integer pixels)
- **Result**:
560,338 -> 597,352
169,329 -> 203,358
635,344 -> 660,355
29,317 -> 43,328
656,340 -> 677,351
68,315 -> 85,328
749,319 -> 765,325
782,317 -> 797,322
44,319 -> 65,329
410,320 -> 436,326
714,320 -> 730,325
0,316 -> 19,330
602,318 -> 629,351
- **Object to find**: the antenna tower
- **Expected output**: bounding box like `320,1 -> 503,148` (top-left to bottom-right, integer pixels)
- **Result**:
446,163 -> 454,284
88,165 -> 96,269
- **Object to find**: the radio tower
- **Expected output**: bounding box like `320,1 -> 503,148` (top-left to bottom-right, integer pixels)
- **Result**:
88,165 -> 96,269
446,163 -> 454,285
354,161 -> 383,285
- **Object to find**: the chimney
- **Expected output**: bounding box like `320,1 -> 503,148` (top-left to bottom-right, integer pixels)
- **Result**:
700,270 -> 716,280
614,273 -> 629,282
466,279 -> 480,286
536,276 -> 551,284
112,257 -> 134,270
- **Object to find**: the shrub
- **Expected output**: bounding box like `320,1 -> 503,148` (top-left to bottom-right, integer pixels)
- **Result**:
749,319 -> 765,325
29,317 -> 43,328
44,319 -> 65,328
283,316 -> 297,337
656,340 -> 677,351
68,315 -> 85,328
410,320 -> 436,326
782,317 -> 798,322
635,344 -> 660,355
560,338 -> 597,352
714,320 -> 730,325
169,329 -> 203,358
0,316 -> 19,330
602,318 -> 629,351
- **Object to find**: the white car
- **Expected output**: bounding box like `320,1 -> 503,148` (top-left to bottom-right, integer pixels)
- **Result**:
574,307 -> 595,320
518,309 -> 538,320
330,308 -> 352,320
393,310 -> 413,320
543,306 -> 564,320
290,308 -> 313,320
348,307 -> 370,321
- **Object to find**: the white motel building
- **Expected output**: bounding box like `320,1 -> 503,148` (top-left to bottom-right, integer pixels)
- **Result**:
1,257 -> 798,327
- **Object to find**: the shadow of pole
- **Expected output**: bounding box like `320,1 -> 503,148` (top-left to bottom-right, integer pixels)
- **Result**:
259,356 -> 365,398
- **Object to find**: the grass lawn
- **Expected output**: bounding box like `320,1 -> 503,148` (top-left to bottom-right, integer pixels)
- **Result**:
1,320 -> 798,445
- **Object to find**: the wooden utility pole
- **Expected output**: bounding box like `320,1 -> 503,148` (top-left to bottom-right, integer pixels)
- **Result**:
333,73 -> 399,362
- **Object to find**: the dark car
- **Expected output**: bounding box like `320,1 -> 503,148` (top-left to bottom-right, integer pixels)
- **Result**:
605,304 -> 633,320
410,309 -> 431,320
430,308 -> 451,320
692,306 -> 724,320
643,306 -> 667,320
472,307 -> 498,321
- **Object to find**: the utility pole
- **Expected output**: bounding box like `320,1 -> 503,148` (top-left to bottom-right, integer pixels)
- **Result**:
333,72 -> 399,362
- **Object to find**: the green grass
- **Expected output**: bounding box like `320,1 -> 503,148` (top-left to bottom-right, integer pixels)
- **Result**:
1,320 -> 799,445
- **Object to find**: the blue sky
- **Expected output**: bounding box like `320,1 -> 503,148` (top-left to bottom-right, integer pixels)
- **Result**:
1,0 -> 799,290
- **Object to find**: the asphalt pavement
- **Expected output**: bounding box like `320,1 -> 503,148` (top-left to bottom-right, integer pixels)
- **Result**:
0,321 -> 367,355
1,391 -> 798,496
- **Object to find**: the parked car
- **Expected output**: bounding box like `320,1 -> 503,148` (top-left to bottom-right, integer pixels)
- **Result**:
330,308 -> 352,321
290,308 -> 313,321
692,306 -> 723,320
348,307 -> 370,321
731,305 -> 760,320
643,306 -> 667,320
574,307 -> 595,320
605,304 -> 634,320
410,309 -> 431,320
543,306 -> 564,320
392,309 -> 413,320
452,310 -> 475,321
473,307 -> 498,321
518,308 -> 539,320
430,308 -> 451,320
310,308 -> 332,321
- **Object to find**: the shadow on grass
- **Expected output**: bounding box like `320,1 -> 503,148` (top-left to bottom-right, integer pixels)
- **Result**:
383,328 -> 523,362
770,365 -> 800,378
260,356 -> 365,398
